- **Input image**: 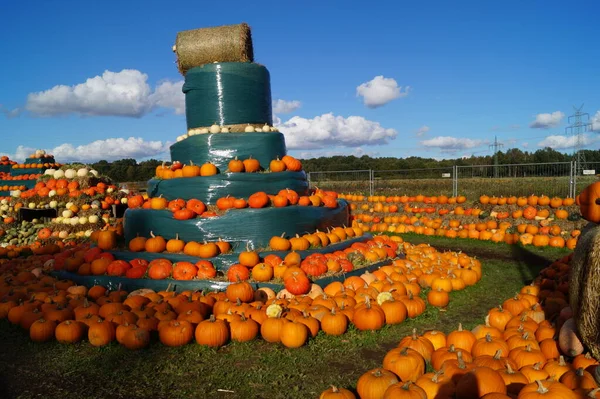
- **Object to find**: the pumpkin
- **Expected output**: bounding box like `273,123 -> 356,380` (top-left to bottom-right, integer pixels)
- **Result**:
228,156 -> 245,172
321,308 -> 348,336
280,320 -> 309,348
159,320 -> 194,347
229,314 -> 259,343
455,366 -> 507,398
356,368 -> 399,399
166,234 -> 185,253
242,157 -> 261,173
172,262 -> 198,280
517,380 -> 579,399
260,315 -> 286,343
248,191 -> 269,208
88,318 -> 116,347
383,347 -> 426,383
150,196 -> 168,210
97,230 -> 117,250
269,157 -> 287,172
55,320 -> 85,344
398,328 -> 435,362
226,281 -> 254,303
145,231 -> 166,253
319,386 -> 356,399
446,323 -> 477,352
269,233 -> 291,251
30,318 -> 57,342
559,318 -> 584,357
282,155 -> 302,171
577,182 -> 600,222
129,236 -> 147,252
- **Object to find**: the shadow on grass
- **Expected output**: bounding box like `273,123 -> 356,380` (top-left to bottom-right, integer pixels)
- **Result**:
510,243 -> 555,285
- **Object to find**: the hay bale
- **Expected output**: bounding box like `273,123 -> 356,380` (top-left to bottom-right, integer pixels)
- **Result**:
570,223 -> 600,360
175,23 -> 254,75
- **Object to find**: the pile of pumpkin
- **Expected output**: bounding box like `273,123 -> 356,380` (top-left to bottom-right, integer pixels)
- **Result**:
0,239 -> 484,349
322,255 -> 598,398
0,171 -> 42,181
155,154 -> 302,179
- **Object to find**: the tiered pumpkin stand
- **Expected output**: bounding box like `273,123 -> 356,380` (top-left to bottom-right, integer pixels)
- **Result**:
53,37 -> 397,292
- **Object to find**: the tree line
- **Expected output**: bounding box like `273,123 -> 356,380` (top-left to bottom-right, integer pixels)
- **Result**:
89,147 -> 600,183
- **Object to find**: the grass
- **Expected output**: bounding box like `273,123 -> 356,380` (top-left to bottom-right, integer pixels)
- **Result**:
0,236 -> 570,399
310,175 -> 599,198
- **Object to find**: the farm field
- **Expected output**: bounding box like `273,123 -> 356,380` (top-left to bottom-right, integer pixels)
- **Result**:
0,235 -> 569,399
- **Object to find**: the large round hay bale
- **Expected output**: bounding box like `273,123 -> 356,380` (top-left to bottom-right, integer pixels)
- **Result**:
175,23 -> 254,75
570,223 -> 600,360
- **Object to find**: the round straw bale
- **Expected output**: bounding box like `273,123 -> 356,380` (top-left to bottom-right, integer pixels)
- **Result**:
570,223 -> 600,359
175,23 -> 254,75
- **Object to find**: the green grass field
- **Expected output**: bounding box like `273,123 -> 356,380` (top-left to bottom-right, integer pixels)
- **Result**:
0,236 -> 570,399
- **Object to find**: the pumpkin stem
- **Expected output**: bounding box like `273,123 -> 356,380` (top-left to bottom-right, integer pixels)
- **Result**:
535,380 -> 549,394
505,363 -> 515,374
458,322 -> 463,331
412,328 -> 418,340
493,349 -> 502,360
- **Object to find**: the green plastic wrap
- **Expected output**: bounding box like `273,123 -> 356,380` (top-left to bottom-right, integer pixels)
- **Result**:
0,180 -> 36,189
50,239 -> 398,293
170,132 -> 287,171
183,63 -> 272,129
112,233 -> 366,271
11,168 -> 45,176
25,157 -> 55,165
147,171 -> 308,204
124,200 -> 349,250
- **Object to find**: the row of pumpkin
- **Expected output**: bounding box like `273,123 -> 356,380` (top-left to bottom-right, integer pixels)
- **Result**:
322,250 -> 595,397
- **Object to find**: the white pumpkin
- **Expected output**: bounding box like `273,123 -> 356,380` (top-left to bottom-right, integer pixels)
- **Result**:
77,168 -> 89,177
176,135 -> 185,142
263,123 -> 270,131
84,230 -> 93,237
266,304 -> 283,318
58,231 -> 69,239
49,200 -> 58,209
88,215 -> 99,224
70,217 -> 80,226
11,190 -> 21,198
120,198 -> 128,204
78,216 -> 88,225
65,202 -> 73,209
209,123 -> 221,133
244,124 -> 255,133
48,190 -> 57,198
45,168 -> 56,176
254,127 -> 262,132
53,169 -> 65,179
62,210 -> 73,218
220,127 -> 230,133
270,126 -> 279,132
64,169 -> 76,179
89,170 -> 99,177
28,202 -> 36,209
199,127 -> 209,134
61,218 -> 71,225
54,216 -> 63,223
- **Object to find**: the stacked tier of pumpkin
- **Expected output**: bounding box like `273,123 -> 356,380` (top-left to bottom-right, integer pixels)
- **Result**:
323,252 -> 598,398
0,239 -> 485,349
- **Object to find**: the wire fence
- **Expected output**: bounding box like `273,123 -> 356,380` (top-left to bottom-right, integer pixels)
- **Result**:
307,161 -> 599,198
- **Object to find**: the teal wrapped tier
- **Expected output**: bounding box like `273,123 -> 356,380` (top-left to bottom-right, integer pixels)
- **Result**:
50,254 -> 391,293
25,157 -> 55,164
11,168 -> 45,176
111,234 -> 366,272
124,200 -> 350,250
0,180 -> 36,189
183,63 -> 272,130
0,165 -> 12,174
147,171 -> 308,204
170,132 -> 286,172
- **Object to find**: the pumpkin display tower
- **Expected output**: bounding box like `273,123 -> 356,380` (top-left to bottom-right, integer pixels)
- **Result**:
110,23 -> 374,290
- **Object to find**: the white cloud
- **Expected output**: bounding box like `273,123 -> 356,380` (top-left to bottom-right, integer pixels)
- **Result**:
272,99 -> 301,114
537,134 -> 595,149
529,111 -> 564,129
356,76 -> 409,108
415,125 -> 430,137
592,110 -> 600,131
0,105 -> 22,118
276,112 -> 397,150
149,80 -> 185,115
421,136 -> 485,151
25,69 -> 183,117
1,137 -> 171,163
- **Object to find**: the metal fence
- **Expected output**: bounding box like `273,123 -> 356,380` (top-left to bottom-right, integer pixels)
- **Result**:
306,161 -> 600,198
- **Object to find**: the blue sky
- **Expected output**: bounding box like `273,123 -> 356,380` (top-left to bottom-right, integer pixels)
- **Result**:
0,0 -> 598,163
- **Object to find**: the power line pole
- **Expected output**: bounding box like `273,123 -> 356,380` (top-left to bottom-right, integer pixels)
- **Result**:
489,135 -> 504,178
565,104 -> 592,174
